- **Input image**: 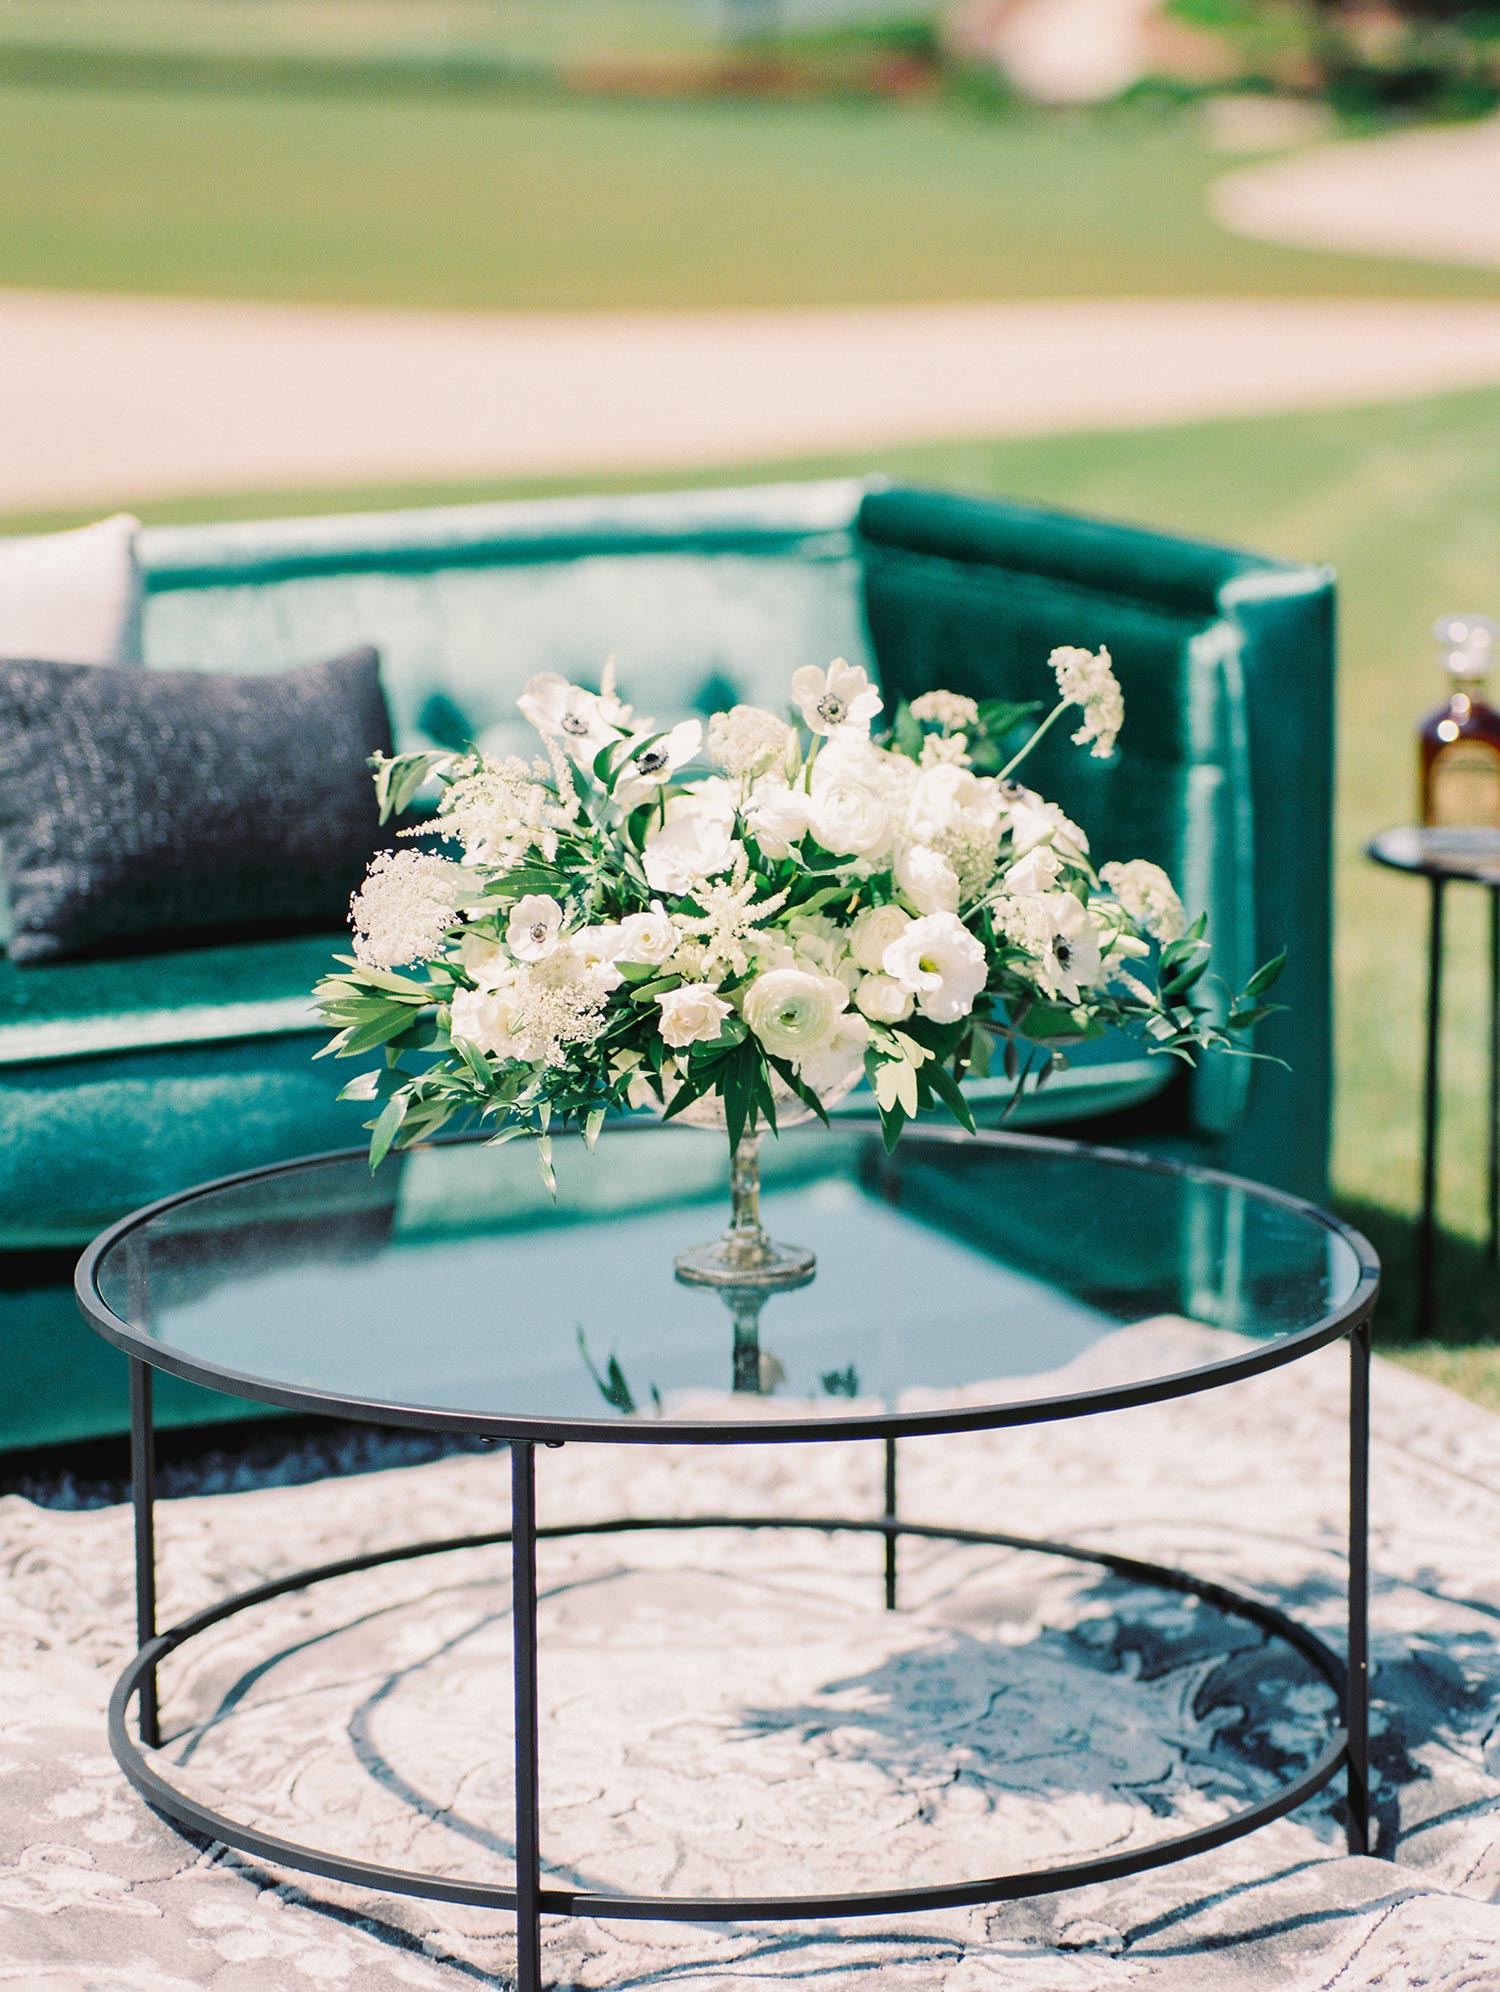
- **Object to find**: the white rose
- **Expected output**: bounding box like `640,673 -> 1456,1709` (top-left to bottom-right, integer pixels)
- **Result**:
450,980 -> 528,1061
616,900 -> 678,965
806,775 -> 892,861
790,657 -> 883,737
855,974 -> 915,1024
571,924 -> 625,993
643,815 -> 738,895
506,893 -> 564,962
741,967 -> 848,1060
1003,845 -> 1064,897
1006,792 -> 1089,861
849,903 -> 912,973
883,911 -> 988,1025
656,982 -> 733,1049
908,764 -> 1003,844
745,778 -> 812,860
895,842 -> 960,916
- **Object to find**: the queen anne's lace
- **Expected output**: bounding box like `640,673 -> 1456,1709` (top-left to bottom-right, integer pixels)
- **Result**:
1051,645 -> 1123,759
910,690 -> 978,731
1100,859 -> 1187,943
350,851 -> 466,970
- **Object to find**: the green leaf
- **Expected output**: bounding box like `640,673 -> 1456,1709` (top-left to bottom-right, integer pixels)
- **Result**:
338,1006 -> 431,1058
1242,949 -> 1288,1000
926,1062 -> 977,1134
368,1093 -> 408,1171
766,1054 -> 829,1126
1226,1001 -> 1284,1032
976,698 -> 1043,738
892,700 -> 922,759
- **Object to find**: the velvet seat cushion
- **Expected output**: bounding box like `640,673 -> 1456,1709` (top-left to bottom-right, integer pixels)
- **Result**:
0,647 -> 391,964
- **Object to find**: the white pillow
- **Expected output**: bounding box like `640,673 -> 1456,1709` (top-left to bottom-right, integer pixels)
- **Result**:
0,513 -> 143,665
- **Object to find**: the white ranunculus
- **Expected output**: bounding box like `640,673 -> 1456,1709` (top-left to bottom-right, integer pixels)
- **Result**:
744,778 -> 812,859
516,672 -> 621,766
741,967 -> 848,1061
883,911 -> 988,1024
506,893 -> 564,962
849,902 -> 912,973
612,718 -> 703,810
642,816 -> 738,896
1002,844 -> 1064,897
817,728 -> 917,812
656,982 -> 733,1049
894,841 -> 960,916
662,777 -> 738,829
616,900 -> 678,965
806,774 -> 892,861
796,1012 -> 870,1096
450,980 -> 527,1061
791,657 -> 883,737
855,973 -> 915,1024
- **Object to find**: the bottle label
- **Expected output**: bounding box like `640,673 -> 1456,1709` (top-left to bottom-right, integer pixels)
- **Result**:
1431,741 -> 1500,827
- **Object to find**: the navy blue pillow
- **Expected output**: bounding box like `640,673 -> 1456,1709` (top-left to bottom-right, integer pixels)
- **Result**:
0,647 -> 391,963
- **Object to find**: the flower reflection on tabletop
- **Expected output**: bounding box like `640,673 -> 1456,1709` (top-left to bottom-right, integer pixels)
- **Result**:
316,646 -> 1284,1190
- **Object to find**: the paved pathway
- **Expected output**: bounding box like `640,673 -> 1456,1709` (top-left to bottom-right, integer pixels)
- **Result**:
1214,115 -> 1500,271
8,289 -> 1500,512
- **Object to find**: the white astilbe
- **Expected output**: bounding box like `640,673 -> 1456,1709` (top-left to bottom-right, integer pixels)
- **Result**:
1099,859 -> 1187,943
673,850 -> 789,980
1051,645 -> 1123,759
436,755 -> 573,867
910,690 -> 978,731
350,851 -> 466,970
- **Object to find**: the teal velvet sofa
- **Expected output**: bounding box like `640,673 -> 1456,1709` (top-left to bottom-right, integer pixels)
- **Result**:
0,477 -> 1334,1452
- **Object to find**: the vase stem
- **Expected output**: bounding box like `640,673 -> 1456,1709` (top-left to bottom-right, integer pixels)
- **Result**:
673,1125 -> 817,1291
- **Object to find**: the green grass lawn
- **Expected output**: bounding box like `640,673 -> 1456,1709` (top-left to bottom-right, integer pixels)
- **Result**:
3,80 -> 1498,309
16,387 -> 1499,1388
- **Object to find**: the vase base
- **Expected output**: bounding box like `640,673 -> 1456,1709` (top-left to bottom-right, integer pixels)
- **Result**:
673,1235 -> 816,1291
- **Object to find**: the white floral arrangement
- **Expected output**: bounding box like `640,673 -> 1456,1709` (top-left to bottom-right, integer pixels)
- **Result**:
316,649 -> 1282,1181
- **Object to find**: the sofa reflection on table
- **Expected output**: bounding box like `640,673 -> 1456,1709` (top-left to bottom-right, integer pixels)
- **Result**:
0,478 -> 1334,1452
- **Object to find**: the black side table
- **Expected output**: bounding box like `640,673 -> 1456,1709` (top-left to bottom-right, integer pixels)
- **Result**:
1368,825 -> 1500,1336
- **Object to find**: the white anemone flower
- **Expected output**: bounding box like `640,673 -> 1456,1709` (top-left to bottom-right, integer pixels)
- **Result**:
613,718 -> 703,810
1004,892 -> 1108,1006
506,893 -> 564,963
791,657 -> 883,737
517,672 -> 623,767
741,967 -> 848,1061
883,911 -> 988,1024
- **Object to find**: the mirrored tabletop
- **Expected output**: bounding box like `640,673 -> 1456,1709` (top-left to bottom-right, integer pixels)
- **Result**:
80,1125 -> 1377,1442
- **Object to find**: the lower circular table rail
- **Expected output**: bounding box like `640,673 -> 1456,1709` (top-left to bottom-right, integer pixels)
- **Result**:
109,1510 -> 1350,1923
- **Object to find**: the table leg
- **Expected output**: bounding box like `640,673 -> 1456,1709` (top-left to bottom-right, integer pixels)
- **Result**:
1489,888 -> 1499,1268
511,1441 -> 543,1992
129,1357 -> 160,1750
883,1434 -> 898,1613
1346,1318 -> 1372,1856
1418,877 -> 1446,1339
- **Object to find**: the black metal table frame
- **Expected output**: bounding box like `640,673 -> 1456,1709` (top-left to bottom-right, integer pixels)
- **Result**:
1369,832 -> 1500,1337
75,1130 -> 1380,1992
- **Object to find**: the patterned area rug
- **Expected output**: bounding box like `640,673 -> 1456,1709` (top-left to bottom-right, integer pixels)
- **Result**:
5,1321 -> 1500,1990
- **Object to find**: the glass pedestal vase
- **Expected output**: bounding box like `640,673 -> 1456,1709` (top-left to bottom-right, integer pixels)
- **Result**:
673,1130 -> 816,1292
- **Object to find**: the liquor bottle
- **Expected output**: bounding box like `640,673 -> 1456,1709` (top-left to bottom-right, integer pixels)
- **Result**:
1419,614 -> 1500,828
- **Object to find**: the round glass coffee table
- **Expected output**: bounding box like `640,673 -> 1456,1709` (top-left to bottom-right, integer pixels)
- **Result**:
75,1124 -> 1378,1991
